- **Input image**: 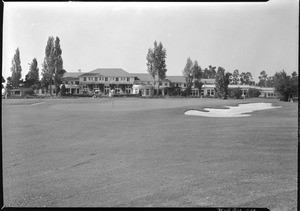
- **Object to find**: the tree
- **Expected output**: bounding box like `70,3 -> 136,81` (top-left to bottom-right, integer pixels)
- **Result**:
215,67 -> 230,99
53,37 -> 65,96
61,84 -> 66,96
25,58 -> 40,88
247,88 -> 261,98
258,70 -> 268,87
273,70 -> 295,101
146,47 -> 156,83
182,57 -> 194,96
266,76 -> 274,87
203,65 -> 216,79
2,76 -> 5,89
228,88 -> 243,99
42,36 -> 55,95
231,69 -> 240,85
41,36 -> 65,96
146,41 -> 167,95
240,72 -> 254,85
291,71 -> 298,98
6,77 -> 13,91
192,60 -> 203,97
10,48 -> 22,88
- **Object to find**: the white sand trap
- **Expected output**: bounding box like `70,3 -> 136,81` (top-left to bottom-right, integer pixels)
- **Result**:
184,102 -> 282,117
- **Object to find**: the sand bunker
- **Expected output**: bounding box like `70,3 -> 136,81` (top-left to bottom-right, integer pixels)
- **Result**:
184,102 -> 282,117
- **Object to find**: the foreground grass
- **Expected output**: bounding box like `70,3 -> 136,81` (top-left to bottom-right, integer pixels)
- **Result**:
2,98 -> 297,209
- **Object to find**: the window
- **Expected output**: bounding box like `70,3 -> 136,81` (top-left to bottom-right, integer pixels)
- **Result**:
210,90 -> 214,96
104,85 -> 110,94
207,90 -> 211,96
115,78 -> 119,82
95,77 -> 98,81
77,89 -> 79,94
75,81 -> 79,85
127,78 -> 130,82
14,91 -> 20,95
83,77 -> 87,81
183,84 -> 186,87
88,77 -> 91,81
105,77 -> 108,81
125,86 -> 131,94
164,83 -> 168,86
146,89 -> 150,96
115,87 -> 121,94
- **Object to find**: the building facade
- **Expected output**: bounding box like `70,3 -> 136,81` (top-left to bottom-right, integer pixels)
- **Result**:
60,68 -> 278,98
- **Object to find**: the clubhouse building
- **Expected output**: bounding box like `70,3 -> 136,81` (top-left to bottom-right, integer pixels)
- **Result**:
59,68 -> 278,98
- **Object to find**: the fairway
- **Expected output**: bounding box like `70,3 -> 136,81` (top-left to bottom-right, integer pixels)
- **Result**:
2,98 -> 298,209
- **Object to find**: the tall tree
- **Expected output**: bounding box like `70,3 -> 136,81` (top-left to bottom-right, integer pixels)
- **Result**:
192,60 -> 203,97
258,70 -> 268,87
10,48 -> 22,88
25,58 -> 40,88
41,36 -> 65,96
42,36 -> 55,95
215,66 -> 230,99
53,37 -> 65,96
146,40 -> 167,95
182,57 -> 194,96
146,47 -> 156,84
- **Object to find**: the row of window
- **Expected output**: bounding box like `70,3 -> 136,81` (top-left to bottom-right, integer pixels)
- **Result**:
82,77 -> 131,82
172,83 -> 187,88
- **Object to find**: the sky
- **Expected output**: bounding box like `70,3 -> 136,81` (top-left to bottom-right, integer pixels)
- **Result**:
2,0 -> 299,84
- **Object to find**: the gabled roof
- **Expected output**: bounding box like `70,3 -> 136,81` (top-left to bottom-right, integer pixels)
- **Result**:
62,72 -> 85,79
131,73 -> 153,82
89,68 -> 131,77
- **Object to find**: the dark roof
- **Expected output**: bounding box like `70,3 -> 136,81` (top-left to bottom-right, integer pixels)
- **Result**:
165,76 -> 186,83
62,72 -> 84,79
131,73 -> 153,82
89,68 -> 131,77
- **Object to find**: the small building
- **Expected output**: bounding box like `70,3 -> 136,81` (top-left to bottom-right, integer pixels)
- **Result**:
258,87 -> 279,98
132,84 -> 154,97
61,71 -> 84,95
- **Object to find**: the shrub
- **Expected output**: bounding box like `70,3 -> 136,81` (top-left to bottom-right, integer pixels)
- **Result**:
228,88 -> 243,99
247,88 -> 261,98
61,85 -> 66,96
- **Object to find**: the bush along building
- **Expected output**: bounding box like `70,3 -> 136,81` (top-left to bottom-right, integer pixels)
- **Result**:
58,68 -> 278,99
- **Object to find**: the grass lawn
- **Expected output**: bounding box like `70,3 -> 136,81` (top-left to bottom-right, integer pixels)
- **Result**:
2,97 -> 298,209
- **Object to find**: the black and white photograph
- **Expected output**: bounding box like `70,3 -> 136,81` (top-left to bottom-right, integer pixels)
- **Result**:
2,1 -> 298,209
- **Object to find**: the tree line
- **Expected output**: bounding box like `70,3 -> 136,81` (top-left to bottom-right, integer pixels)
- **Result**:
4,36 -> 65,96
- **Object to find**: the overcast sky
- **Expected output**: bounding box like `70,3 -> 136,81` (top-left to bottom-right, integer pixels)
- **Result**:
2,0 -> 298,83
